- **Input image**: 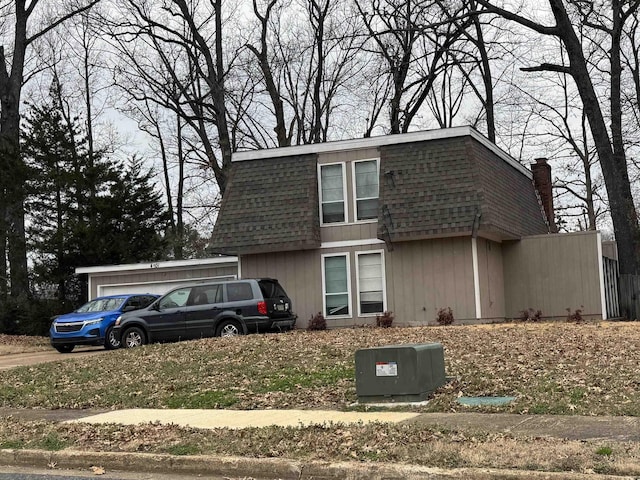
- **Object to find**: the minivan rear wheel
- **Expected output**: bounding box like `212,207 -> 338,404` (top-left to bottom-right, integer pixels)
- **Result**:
216,320 -> 242,337
122,326 -> 146,348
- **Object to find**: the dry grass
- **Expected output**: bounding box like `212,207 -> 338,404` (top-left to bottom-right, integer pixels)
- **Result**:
1,322 -> 640,474
0,416 -> 639,475
1,322 -> 639,415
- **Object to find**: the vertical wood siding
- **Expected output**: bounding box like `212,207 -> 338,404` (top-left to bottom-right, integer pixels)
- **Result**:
241,250 -> 322,328
477,238 -> 506,321
386,237 -> 476,324
502,231 -> 603,319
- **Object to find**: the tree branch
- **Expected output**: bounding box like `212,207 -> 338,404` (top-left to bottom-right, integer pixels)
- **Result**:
27,0 -> 101,45
521,63 -> 571,74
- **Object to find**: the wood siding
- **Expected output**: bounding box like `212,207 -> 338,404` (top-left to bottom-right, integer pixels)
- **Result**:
385,238 -> 476,325
502,231 -> 604,319
243,238 -> 481,328
241,250 -> 322,328
476,238 -> 505,321
321,223 -> 378,243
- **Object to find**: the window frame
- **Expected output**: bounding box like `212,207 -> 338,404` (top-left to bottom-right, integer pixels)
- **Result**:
355,249 -> 387,317
351,158 -> 380,223
318,162 -> 348,225
321,252 -> 352,319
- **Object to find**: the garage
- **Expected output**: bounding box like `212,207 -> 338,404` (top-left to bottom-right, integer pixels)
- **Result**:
76,257 -> 239,299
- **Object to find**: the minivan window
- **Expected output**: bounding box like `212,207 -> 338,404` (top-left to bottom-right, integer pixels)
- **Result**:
258,280 -> 287,298
227,282 -> 253,301
159,287 -> 191,309
190,285 -> 222,305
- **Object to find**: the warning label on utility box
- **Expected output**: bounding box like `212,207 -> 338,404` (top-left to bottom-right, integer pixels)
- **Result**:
375,361 -> 398,377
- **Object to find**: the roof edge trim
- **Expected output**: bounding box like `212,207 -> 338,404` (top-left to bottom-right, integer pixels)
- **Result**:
75,256 -> 239,275
232,126 -> 531,179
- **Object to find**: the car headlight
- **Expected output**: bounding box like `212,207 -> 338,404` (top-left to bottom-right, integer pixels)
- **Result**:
84,318 -> 103,327
115,315 -> 122,326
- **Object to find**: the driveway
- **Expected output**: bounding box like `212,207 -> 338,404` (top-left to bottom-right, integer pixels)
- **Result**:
0,346 -> 109,371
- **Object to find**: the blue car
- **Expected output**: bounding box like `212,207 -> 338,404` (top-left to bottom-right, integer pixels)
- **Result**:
49,294 -> 159,353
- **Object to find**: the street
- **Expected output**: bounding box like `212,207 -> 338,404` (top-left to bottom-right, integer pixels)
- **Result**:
0,466 -> 254,480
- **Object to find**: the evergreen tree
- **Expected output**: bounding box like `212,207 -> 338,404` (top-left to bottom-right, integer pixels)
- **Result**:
98,156 -> 169,265
22,95 -> 83,304
22,87 -> 169,307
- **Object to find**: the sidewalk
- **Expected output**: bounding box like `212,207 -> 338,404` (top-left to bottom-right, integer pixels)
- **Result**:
2,407 -> 638,441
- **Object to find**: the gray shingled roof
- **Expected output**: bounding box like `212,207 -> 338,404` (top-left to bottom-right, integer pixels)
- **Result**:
210,130 -> 549,255
208,154 -> 320,255
377,136 -> 548,243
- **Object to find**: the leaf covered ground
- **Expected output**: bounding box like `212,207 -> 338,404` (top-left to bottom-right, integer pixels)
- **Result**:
1,322 -> 640,475
1,322 -> 639,416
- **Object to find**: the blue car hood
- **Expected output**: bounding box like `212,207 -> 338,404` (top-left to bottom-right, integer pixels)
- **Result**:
55,311 -> 118,323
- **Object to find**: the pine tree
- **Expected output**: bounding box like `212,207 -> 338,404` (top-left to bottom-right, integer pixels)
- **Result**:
22,87 -> 169,305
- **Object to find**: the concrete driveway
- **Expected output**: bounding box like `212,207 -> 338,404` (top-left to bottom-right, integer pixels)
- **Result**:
0,346 -> 109,371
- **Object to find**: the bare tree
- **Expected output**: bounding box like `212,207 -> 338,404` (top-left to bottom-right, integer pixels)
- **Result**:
104,0 -> 235,193
475,0 -> 640,275
243,0 -> 362,146
354,0 -> 472,134
0,0 -> 100,299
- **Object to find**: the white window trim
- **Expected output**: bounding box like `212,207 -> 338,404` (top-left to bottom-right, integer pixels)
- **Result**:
351,158 -> 380,223
321,252 -> 352,319
355,249 -> 387,317
318,162 -> 348,226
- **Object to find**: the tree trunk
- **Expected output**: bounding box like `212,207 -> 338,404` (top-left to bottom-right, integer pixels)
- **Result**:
549,0 -> 640,274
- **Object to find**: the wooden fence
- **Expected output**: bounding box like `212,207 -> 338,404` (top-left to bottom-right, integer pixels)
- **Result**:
603,257 -> 619,319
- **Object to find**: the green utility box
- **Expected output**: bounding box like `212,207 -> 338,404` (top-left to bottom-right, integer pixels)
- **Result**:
355,343 -> 446,403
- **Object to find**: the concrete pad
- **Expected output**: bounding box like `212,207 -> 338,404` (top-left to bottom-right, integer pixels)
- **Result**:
65,408 -> 420,429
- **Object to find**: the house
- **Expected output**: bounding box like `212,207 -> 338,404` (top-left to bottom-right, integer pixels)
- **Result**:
209,126 -> 615,328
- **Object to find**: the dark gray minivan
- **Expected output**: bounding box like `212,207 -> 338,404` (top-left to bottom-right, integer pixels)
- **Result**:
112,278 -> 296,348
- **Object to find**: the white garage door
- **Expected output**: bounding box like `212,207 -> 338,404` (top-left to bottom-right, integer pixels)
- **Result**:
97,276 -> 237,297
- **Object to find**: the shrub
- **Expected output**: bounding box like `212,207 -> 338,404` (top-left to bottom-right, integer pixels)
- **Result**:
376,311 -> 394,328
307,312 -> 327,331
566,307 -> 584,323
518,308 -> 543,322
436,307 -> 454,326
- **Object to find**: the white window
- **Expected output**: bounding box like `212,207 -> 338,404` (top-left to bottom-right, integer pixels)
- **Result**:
356,251 -> 386,315
353,159 -> 379,221
319,163 -> 346,224
322,253 -> 351,317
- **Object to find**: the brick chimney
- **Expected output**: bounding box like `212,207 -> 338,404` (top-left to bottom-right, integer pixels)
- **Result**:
531,158 -> 557,233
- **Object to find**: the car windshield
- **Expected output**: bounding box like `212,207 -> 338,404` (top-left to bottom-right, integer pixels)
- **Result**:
76,297 -> 126,313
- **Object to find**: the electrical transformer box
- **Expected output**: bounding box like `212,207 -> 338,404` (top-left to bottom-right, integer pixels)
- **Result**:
355,343 -> 446,403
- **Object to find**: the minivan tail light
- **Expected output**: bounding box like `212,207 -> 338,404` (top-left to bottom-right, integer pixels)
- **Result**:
258,301 -> 267,315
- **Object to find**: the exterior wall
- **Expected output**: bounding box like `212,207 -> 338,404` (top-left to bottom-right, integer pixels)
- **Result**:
476,238 -> 506,321
386,237 -> 477,325
502,231 -> 605,320
321,223 -> 378,243
243,237 -> 489,328
89,265 -> 238,298
317,147 -> 380,242
240,250 -> 322,328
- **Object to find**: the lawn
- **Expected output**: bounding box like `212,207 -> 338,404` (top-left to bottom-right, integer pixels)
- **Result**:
1,322 -> 639,475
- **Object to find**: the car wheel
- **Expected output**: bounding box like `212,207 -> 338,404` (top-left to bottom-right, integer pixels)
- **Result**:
216,319 -> 242,337
104,326 -> 121,350
122,326 -> 146,348
54,344 -> 74,354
